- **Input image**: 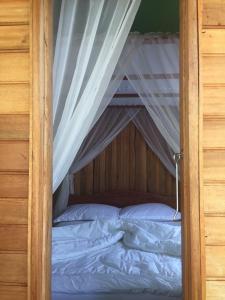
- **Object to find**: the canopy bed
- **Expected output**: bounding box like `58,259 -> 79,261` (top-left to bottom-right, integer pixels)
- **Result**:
52,1 -> 181,299
52,192 -> 181,300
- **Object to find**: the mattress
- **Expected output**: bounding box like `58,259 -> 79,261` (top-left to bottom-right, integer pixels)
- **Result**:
52,219 -> 182,297
52,292 -> 182,300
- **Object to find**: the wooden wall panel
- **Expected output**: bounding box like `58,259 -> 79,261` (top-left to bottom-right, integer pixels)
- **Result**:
0,199 -> 27,224
205,217 -> 225,245
206,281 -> 225,299
0,115 -> 29,140
203,86 -> 225,116
0,141 -> 29,172
0,84 -> 29,114
0,2 -> 30,296
203,150 -> 225,181
0,285 -> 27,300
206,246 -> 225,278
203,119 -> 225,148
0,253 -> 27,284
202,56 -> 225,85
0,25 -> 29,50
203,0 -> 225,27
0,53 -> 29,82
202,1 -> 225,296
0,174 -> 28,198
0,1 -> 29,25
204,184 -> 225,213
74,123 -> 176,198
0,225 -> 27,251
202,30 -> 225,54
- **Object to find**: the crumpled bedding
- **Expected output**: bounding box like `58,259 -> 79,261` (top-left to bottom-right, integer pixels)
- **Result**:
52,219 -> 181,297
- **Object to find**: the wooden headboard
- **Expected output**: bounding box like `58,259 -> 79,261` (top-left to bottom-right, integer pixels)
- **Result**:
69,191 -> 176,209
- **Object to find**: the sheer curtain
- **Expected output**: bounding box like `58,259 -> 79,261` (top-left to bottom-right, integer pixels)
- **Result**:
123,34 -> 180,154
54,108 -> 138,216
53,0 -> 141,216
130,109 -> 175,176
54,106 -> 177,216
69,107 -> 175,200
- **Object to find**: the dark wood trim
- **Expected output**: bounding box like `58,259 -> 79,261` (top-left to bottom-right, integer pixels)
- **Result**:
69,191 -> 176,209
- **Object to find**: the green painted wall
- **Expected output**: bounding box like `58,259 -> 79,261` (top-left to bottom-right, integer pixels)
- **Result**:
132,0 -> 179,33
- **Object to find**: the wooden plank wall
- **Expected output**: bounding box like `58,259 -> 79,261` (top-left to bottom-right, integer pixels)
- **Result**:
201,1 -> 225,298
0,1 -> 30,299
74,123 -> 176,197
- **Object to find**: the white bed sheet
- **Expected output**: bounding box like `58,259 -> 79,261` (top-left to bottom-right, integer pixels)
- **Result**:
52,292 -> 182,300
52,219 -> 181,297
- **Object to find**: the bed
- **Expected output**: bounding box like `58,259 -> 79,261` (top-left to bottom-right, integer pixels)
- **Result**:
52,192 -> 182,300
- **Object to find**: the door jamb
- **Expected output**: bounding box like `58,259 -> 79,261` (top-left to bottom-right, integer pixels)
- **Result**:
29,0 -> 204,299
180,0 -> 204,299
28,1 -> 52,299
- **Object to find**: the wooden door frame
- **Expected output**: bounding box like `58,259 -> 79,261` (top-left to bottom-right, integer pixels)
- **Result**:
28,0 -> 205,299
29,1 -> 52,300
180,0 -> 205,299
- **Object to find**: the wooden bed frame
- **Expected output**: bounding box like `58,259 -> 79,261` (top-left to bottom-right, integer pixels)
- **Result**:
69,191 -> 176,209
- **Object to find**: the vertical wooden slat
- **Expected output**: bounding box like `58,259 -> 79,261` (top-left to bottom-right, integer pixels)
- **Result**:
129,123 -> 136,190
73,124 -> 176,198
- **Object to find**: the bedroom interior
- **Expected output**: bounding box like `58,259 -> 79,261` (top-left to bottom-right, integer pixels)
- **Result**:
52,1 -> 182,300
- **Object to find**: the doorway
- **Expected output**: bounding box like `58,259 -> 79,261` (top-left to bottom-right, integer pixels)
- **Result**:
28,1 -> 203,299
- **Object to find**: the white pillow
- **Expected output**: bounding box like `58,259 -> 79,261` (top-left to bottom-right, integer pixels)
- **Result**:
119,203 -> 181,221
54,204 -> 120,223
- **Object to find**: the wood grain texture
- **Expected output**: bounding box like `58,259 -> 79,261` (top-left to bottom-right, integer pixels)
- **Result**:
203,149 -> 225,181
203,0 -> 225,27
201,3 -> 225,297
0,25 -> 29,51
204,184 -> 225,213
0,174 -> 28,198
0,0 -> 30,297
0,252 -> 27,284
203,118 -> 225,148
202,29 -> 225,54
0,198 -> 27,224
28,1 -> 53,299
206,281 -> 225,299
205,217 -> 225,245
203,85 -> 225,117
0,141 -> 29,172
206,246 -> 225,277
74,124 -> 176,198
202,56 -> 225,85
180,0 -> 203,298
69,191 -> 176,209
0,285 -> 27,300
0,225 -> 27,251
0,53 -> 29,82
0,115 -> 29,140
0,0 -> 29,25
0,84 -> 29,114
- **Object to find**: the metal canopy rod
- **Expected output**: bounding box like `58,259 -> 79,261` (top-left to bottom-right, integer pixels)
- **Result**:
173,152 -> 183,221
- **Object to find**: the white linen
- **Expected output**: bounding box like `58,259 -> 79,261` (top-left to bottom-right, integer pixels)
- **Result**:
54,204 -> 120,223
120,203 -> 181,221
53,0 -> 141,216
52,293 -> 182,300
52,220 -> 181,297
